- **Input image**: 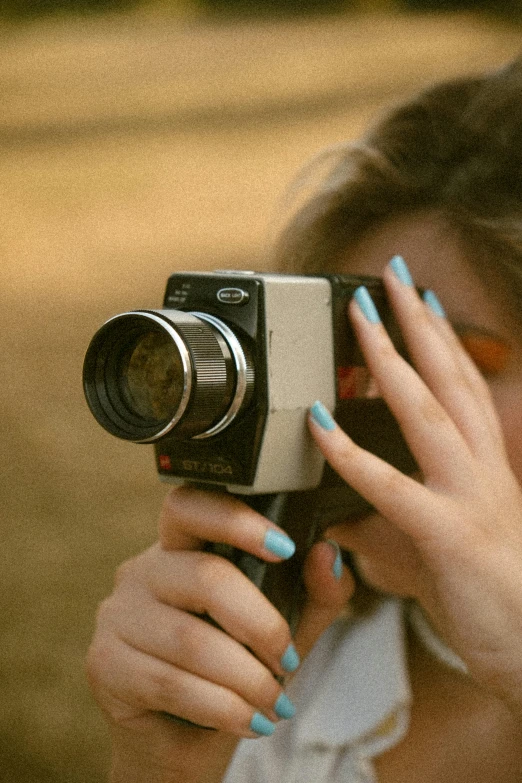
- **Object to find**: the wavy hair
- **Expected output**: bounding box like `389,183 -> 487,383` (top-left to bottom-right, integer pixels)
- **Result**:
274,57 -> 522,320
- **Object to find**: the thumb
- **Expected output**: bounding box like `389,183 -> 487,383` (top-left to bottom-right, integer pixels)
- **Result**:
294,541 -> 355,660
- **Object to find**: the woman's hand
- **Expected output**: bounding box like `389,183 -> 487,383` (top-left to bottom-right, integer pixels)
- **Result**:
309,258 -> 522,715
86,487 -> 353,782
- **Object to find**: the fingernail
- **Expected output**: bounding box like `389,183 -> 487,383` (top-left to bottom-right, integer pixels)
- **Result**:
327,539 -> 343,581
353,286 -> 381,323
281,643 -> 300,673
423,290 -> 446,318
250,712 -> 276,736
389,255 -> 414,286
264,529 -> 296,559
274,693 -> 296,720
310,400 -> 336,431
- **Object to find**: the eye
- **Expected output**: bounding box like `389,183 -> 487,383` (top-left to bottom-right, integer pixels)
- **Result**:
457,331 -> 511,375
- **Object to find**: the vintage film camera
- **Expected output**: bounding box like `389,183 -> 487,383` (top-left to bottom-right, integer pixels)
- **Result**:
83,271 -> 416,631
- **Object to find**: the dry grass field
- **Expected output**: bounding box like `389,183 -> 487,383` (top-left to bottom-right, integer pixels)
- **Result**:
1,9 -> 520,781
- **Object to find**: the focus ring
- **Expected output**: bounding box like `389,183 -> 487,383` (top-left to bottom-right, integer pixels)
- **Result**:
172,320 -> 234,437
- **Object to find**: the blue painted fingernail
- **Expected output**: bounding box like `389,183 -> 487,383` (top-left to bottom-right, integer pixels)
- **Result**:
250,712 -> 276,736
353,286 -> 381,323
389,255 -> 414,286
310,400 -> 336,431
281,643 -> 300,673
327,540 -> 343,581
274,693 -> 296,720
264,530 -> 296,559
423,290 -> 446,318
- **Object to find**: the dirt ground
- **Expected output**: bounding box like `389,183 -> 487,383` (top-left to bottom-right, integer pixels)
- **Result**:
1,9 -> 520,781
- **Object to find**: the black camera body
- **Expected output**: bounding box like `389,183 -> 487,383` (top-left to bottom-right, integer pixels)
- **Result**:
155,270 -> 334,492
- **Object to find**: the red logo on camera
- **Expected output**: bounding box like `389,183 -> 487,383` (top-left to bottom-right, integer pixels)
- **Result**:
337,366 -> 357,399
159,455 -> 172,470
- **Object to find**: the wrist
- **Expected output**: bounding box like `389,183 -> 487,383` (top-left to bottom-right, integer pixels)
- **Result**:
111,757 -> 175,783
109,724 -> 240,783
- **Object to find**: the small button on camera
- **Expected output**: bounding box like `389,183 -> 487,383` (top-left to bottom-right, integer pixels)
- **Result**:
217,287 -> 250,305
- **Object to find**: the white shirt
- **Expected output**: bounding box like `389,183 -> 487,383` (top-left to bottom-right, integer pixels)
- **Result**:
224,598 -> 411,783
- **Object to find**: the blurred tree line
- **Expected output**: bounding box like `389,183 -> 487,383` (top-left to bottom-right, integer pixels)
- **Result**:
0,0 -> 519,22
0,0 -> 137,15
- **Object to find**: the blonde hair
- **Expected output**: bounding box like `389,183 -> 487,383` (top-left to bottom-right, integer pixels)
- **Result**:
274,58 -> 522,319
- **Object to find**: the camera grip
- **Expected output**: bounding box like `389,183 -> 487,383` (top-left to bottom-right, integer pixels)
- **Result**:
161,491 -> 310,731
205,492 -> 309,636
162,494 -> 306,731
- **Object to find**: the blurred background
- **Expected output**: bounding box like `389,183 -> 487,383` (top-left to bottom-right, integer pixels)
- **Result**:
1,0 -> 521,780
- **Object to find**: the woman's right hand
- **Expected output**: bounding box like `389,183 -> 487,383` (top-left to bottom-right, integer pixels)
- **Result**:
86,486 -> 353,782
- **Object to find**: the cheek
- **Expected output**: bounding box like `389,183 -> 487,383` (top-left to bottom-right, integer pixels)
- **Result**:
490,382 -> 522,483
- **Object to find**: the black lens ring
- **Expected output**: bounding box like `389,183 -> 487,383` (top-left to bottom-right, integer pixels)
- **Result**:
84,317 -> 173,441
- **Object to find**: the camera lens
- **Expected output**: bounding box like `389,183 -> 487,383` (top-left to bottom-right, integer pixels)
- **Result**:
120,330 -> 185,423
83,310 -> 254,443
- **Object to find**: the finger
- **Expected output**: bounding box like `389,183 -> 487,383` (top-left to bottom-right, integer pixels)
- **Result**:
420,291 -> 506,449
89,635 -> 280,738
106,587 -> 294,723
326,514 -> 425,598
308,403 -> 448,543
294,540 -> 355,660
381,259 -> 506,459
130,545 -> 298,679
159,486 -> 296,562
326,514 -> 420,570
348,287 -> 472,487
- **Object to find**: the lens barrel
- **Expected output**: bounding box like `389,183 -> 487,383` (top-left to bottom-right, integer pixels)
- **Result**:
83,310 -> 254,443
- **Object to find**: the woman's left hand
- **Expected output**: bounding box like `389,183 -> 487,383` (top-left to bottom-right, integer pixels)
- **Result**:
309,260 -> 522,715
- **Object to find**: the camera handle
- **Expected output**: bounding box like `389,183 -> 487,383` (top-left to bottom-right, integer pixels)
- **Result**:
203,489 -> 317,637
162,488 -> 318,731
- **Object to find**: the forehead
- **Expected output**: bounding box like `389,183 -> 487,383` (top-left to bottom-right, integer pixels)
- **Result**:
340,211 -> 513,340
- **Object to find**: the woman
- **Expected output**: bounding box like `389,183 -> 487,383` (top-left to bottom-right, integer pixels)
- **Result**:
86,58 -> 522,781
